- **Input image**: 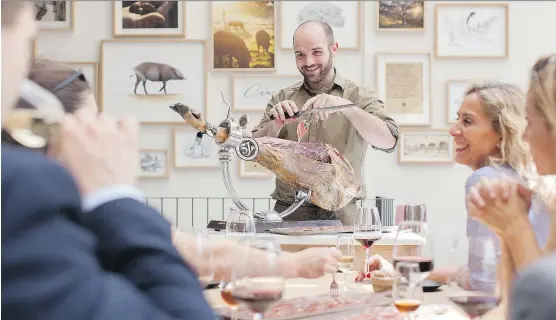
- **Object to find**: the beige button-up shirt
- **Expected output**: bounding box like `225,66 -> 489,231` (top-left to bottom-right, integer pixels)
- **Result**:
251,70 -> 399,206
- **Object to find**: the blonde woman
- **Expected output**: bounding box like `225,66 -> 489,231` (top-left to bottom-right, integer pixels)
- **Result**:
467,54 -> 556,318
426,82 -> 551,292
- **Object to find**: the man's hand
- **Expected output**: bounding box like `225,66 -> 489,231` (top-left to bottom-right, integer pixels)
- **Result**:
300,94 -> 352,121
269,100 -> 299,125
50,112 -> 140,195
291,247 -> 341,279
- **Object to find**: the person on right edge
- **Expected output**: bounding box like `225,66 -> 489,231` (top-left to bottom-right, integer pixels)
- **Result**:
466,54 -> 556,319
251,20 -> 399,225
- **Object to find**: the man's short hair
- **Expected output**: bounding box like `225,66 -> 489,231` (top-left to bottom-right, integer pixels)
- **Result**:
293,20 -> 335,48
1,2 -> 27,27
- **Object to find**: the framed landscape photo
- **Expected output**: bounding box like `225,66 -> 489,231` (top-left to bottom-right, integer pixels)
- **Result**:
280,1 -> 361,50
113,1 -> 186,37
446,79 -> 474,124
398,129 -> 454,164
173,128 -> 219,169
377,0 -> 425,31
232,74 -> 301,111
211,1 -> 276,71
435,3 -> 509,59
376,52 -> 432,126
239,160 -> 272,178
138,149 -> 169,178
100,39 -> 207,123
35,0 -> 74,31
65,62 -> 99,103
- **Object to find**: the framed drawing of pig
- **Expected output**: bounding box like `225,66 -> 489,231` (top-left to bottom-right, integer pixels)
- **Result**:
232,74 -> 301,112
279,1 -> 361,50
100,39 -> 207,124
113,1 -> 186,37
35,0 -> 74,31
210,1 -> 276,71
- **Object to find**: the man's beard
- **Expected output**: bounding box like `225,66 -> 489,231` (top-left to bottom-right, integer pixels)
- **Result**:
299,57 -> 333,86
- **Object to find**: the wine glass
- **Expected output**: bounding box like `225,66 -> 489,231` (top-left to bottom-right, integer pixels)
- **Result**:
336,235 -> 356,292
230,238 -> 285,320
354,206 -> 382,248
392,262 -> 424,320
226,207 -> 257,240
194,228 -> 216,286
392,221 -> 434,282
447,236 -> 500,319
220,281 -> 239,320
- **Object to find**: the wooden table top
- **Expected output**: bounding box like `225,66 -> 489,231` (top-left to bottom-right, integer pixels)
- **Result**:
204,271 -> 505,319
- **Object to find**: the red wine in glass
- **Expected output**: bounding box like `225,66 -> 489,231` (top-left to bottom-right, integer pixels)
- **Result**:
449,294 -> 500,319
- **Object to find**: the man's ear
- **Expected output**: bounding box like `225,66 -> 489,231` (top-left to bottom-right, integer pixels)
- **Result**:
330,42 -> 339,56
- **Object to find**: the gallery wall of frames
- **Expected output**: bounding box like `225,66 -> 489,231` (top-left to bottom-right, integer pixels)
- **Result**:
34,0 -> 555,222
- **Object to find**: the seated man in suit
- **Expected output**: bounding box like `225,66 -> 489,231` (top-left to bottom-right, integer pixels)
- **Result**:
1,3 -> 214,319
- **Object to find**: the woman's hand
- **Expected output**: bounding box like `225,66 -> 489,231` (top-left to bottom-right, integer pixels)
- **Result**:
289,247 -> 342,279
467,177 -> 531,237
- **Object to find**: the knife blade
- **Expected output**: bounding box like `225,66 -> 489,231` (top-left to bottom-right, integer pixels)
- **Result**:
268,103 -> 358,120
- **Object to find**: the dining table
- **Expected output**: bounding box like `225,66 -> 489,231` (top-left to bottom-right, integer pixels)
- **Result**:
203,271 -> 506,319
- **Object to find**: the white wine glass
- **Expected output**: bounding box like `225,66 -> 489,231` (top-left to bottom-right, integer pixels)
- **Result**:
336,235 -> 356,292
392,262 -> 424,320
195,228 -> 215,286
226,207 -> 256,240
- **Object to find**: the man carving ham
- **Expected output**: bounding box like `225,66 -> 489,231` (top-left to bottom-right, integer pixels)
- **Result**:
251,20 -> 399,225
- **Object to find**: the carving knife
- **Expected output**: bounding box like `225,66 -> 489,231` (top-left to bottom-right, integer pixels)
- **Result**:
268,103 -> 358,120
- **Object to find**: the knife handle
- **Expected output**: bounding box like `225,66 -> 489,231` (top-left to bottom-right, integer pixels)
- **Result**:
269,111 -> 300,120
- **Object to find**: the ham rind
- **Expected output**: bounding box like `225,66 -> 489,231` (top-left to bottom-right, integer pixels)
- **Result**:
253,136 -> 361,211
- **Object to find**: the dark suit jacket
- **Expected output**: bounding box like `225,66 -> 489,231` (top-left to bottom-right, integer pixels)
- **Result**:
509,253 -> 556,320
1,143 -> 214,319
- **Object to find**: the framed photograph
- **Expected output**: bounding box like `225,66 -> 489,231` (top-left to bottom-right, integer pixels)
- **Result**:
232,74 -> 301,111
376,52 -> 431,126
65,62 -> 99,103
35,0 -> 74,31
138,149 -> 169,178
446,79 -> 474,124
211,1 -> 276,71
239,160 -> 272,178
113,1 -> 186,37
172,128 -> 219,168
377,0 -> 425,31
100,39 -> 207,123
280,1 -> 361,50
435,3 -> 509,59
398,129 -> 454,164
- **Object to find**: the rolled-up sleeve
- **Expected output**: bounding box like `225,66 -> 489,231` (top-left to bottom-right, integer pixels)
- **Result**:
350,86 -> 399,153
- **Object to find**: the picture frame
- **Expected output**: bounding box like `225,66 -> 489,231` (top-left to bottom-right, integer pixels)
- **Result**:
138,149 -> 169,178
375,52 -> 432,126
100,39 -> 207,124
377,0 -> 425,31
35,0 -> 74,31
434,3 -> 509,59
113,1 -> 186,37
210,1 -> 276,71
398,129 -> 454,164
279,1 -> 362,50
232,74 -> 301,112
65,62 -> 99,103
446,79 -> 474,124
239,160 -> 272,178
172,127 -> 220,169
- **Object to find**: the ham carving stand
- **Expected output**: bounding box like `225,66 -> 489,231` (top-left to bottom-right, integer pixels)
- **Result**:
173,92 -> 311,223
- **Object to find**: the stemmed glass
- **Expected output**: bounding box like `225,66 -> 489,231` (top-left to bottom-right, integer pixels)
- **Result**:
336,235 -> 356,292
392,221 -> 434,282
392,262 -> 424,320
354,207 -> 382,280
230,238 -> 285,320
194,228 -> 215,286
447,236 -> 500,319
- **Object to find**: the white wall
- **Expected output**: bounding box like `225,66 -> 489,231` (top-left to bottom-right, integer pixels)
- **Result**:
36,1 -> 556,267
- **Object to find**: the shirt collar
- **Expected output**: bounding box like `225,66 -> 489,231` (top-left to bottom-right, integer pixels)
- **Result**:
299,68 -> 345,94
